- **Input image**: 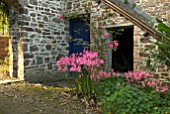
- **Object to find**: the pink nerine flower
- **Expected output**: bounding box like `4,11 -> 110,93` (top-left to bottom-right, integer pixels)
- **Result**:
113,40 -> 119,47
58,14 -> 64,20
109,43 -> 113,49
147,81 -> 156,87
160,85 -> 168,93
100,59 -> 104,64
102,26 -> 106,29
105,33 -> 109,37
56,50 -> 104,73
114,42 -> 119,47
113,40 -> 117,43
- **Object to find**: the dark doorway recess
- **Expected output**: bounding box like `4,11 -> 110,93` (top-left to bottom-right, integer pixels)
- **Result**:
69,16 -> 90,56
112,26 -> 134,72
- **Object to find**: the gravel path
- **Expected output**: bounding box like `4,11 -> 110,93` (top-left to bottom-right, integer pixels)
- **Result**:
0,82 -> 92,114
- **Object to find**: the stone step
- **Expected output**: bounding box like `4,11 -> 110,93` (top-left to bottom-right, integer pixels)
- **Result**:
0,79 -> 24,85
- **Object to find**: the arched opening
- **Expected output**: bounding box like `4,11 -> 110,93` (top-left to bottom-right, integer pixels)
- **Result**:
0,0 -> 24,80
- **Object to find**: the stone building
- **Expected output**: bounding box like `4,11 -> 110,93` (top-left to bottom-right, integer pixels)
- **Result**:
2,0 -> 170,82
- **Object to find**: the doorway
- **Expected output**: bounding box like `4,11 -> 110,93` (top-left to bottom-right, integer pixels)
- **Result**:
112,26 -> 134,72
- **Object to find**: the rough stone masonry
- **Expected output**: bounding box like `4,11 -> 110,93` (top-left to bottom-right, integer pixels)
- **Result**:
4,0 -> 170,82
64,0 -> 170,80
6,0 -> 69,82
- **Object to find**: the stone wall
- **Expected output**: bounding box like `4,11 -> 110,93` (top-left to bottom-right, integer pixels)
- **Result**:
64,0 -> 133,68
64,1 -> 132,26
5,0 -> 69,82
134,0 -> 170,79
64,0 -> 142,66
134,0 -> 170,23
7,1 -> 25,79
64,0 -> 170,79
4,0 -> 169,82
22,0 -> 69,82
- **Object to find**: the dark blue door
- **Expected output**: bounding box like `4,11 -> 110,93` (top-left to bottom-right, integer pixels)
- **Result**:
69,18 -> 90,55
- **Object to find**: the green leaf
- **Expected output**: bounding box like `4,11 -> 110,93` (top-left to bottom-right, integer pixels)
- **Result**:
105,102 -> 112,109
154,107 -> 158,110
132,108 -> 137,112
138,108 -> 143,112
105,91 -> 111,95
109,94 -> 117,101
147,108 -> 151,112
98,102 -> 103,106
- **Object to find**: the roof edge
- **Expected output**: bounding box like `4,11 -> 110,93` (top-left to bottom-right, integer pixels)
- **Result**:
101,0 -> 158,39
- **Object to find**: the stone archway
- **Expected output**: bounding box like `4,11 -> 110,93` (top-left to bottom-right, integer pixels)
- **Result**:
2,0 -> 25,80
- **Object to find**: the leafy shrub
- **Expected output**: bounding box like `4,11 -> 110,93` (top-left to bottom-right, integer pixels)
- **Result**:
96,76 -> 170,114
56,50 -> 114,100
146,19 -> 170,70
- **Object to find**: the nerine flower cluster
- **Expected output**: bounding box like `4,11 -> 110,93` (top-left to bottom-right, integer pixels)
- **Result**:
125,70 -> 168,93
56,50 -> 103,72
56,50 -> 120,81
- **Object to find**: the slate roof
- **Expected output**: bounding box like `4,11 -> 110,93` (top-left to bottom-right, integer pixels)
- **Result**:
101,0 -> 158,38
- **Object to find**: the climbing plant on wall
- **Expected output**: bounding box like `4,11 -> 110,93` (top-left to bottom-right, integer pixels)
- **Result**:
146,19 -> 170,71
0,1 -> 9,36
62,8 -> 123,61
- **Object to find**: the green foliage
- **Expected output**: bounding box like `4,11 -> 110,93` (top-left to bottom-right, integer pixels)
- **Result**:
146,19 -> 170,71
56,50 -> 105,101
64,71 -> 96,101
0,1 -> 9,36
96,76 -> 170,114
75,70 -> 96,100
65,72 -> 97,101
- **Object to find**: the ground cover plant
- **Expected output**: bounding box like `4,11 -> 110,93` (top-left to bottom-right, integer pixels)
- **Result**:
56,50 -> 170,113
56,9 -> 170,114
96,71 -> 170,114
